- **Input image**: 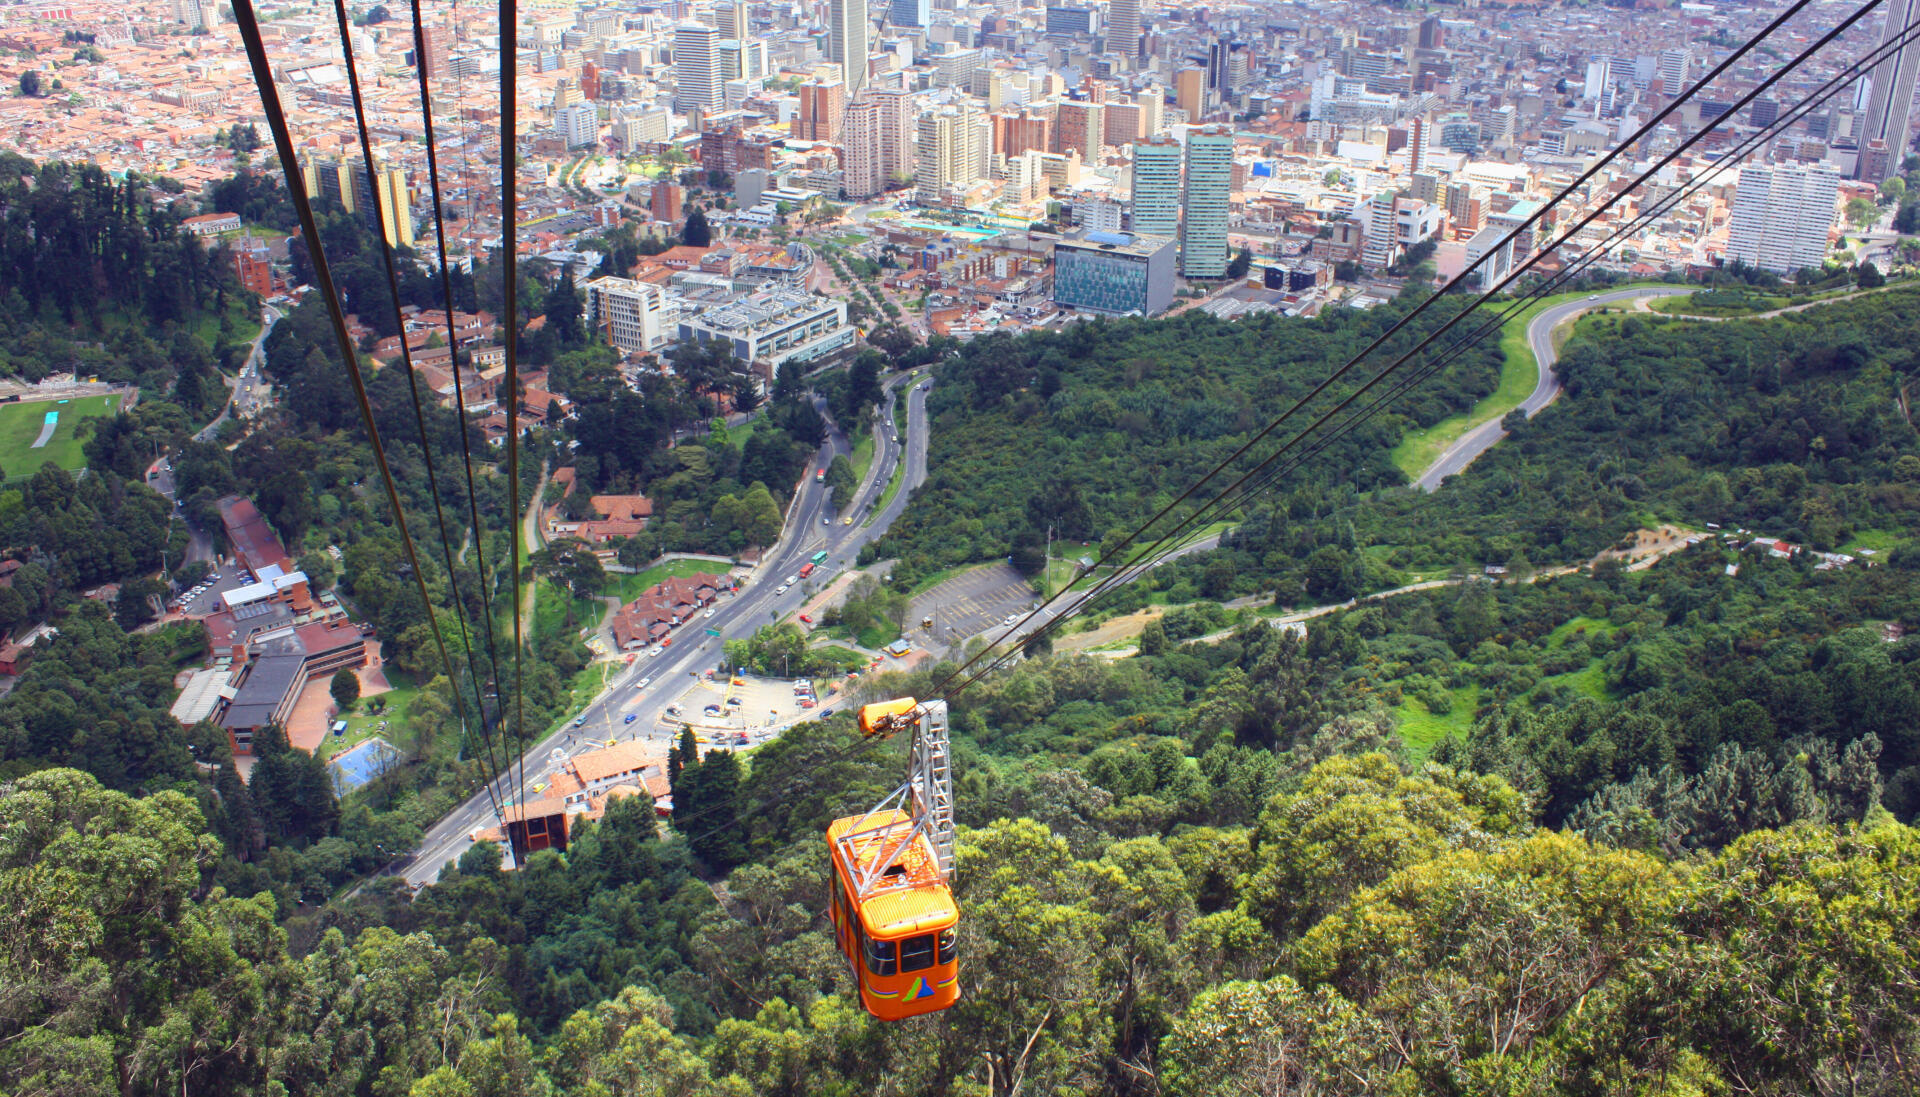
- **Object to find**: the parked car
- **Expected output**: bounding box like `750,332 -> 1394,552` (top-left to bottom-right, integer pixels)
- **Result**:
820,709 -> 835,718
573,715 -> 587,727
704,607 -> 715,617
799,613 -> 813,623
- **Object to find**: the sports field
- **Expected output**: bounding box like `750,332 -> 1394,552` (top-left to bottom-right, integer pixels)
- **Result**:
0,394 -> 122,479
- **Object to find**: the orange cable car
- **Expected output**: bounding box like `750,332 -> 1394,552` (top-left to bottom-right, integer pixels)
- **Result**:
826,697 -> 961,1020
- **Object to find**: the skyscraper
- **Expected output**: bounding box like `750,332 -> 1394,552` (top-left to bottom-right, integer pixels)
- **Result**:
715,0 -> 748,39
673,25 -> 722,114
1859,0 -> 1920,180
1180,126 -> 1232,277
915,108 -> 959,204
1130,136 -> 1181,237
1658,48 -> 1691,97
874,87 -> 917,183
842,96 -> 885,197
888,0 -> 929,26
1107,0 -> 1140,61
798,79 -> 846,141
830,0 -> 869,94
1726,162 -> 1841,274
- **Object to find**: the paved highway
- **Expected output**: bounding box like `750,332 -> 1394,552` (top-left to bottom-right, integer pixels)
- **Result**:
1415,286 -> 1692,492
401,372 -> 932,885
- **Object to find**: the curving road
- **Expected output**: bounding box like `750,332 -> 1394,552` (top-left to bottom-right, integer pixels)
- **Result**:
400,372 -> 932,885
1415,286 -> 1692,492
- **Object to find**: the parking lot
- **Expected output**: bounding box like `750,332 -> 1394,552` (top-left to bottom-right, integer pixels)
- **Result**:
172,565 -> 254,616
907,563 -> 1040,649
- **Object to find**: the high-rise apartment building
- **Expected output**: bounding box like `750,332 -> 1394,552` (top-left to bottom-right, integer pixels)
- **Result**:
714,0 -> 748,39
830,0 -> 868,94
916,104 -> 985,203
1408,115 -> 1428,175
798,79 -> 846,141
1417,15 -> 1445,50
673,25 -> 722,113
842,96 -> 885,198
1858,0 -> 1920,180
1726,162 -> 1840,274
889,0 -> 929,26
1179,126 -> 1232,277
1130,136 -> 1181,237
556,102 -> 599,149
1053,100 -> 1104,158
874,87 -> 917,184
303,152 -> 414,249
994,107 -> 1052,157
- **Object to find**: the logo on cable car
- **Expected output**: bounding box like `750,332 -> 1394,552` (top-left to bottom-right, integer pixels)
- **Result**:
907,976 -> 935,1000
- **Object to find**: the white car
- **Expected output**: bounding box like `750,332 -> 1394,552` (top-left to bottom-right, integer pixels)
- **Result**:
704,608 -> 715,617
637,677 -> 652,689
776,584 -> 789,594
785,575 -> 799,585
647,646 -> 663,658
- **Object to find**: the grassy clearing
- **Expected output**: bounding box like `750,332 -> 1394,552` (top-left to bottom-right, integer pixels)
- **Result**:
1535,659 -> 1610,702
607,558 -> 730,603
533,578 -> 605,641
854,620 -> 901,649
1388,285 -> 1670,479
1544,615 -> 1621,649
0,393 -> 122,478
1394,682 -> 1481,759
1839,528 -> 1902,555
1648,293 -> 1789,317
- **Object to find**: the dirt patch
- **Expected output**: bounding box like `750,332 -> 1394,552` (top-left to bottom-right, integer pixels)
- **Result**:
1055,605 -> 1167,654
285,677 -> 341,753
1594,524 -> 1701,572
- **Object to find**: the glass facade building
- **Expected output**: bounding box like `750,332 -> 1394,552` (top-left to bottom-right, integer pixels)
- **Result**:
1052,232 -> 1176,316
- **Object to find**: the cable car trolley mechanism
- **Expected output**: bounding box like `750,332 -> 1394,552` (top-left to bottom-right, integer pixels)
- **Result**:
826,697 -> 960,1020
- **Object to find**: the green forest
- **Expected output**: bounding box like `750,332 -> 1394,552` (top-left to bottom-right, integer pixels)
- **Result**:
3,159 -> 1920,1095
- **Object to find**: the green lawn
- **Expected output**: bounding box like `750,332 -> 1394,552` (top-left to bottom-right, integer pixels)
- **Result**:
0,394 -> 122,480
1393,682 -> 1481,759
607,558 -> 731,603
1388,284 -> 1671,479
850,431 -> 877,485
318,669 -> 422,765
1647,292 -> 1787,317
855,620 -> 901,649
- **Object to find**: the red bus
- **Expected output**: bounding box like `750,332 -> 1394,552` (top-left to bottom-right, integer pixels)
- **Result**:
799,563 -> 816,578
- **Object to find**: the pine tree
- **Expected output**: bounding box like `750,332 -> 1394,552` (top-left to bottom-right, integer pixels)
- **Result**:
683,206 -> 712,248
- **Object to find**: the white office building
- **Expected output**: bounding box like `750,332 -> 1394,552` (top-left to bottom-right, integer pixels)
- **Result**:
584,276 -> 669,353
1725,162 -> 1841,275
674,25 -> 722,114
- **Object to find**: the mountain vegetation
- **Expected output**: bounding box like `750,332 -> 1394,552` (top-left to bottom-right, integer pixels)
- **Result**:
4,155 -> 1920,1095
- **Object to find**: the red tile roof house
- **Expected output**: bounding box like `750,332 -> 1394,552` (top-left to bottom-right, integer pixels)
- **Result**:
608,573 -> 723,650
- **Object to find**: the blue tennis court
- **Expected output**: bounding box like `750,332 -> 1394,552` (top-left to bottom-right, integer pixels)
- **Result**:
328,737 -> 403,793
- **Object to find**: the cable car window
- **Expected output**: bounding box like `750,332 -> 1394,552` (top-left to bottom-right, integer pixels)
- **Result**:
864,935 -> 898,976
899,933 -> 936,972
937,926 -> 957,964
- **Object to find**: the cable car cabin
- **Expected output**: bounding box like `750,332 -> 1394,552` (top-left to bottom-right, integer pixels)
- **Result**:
826,807 -> 960,1020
